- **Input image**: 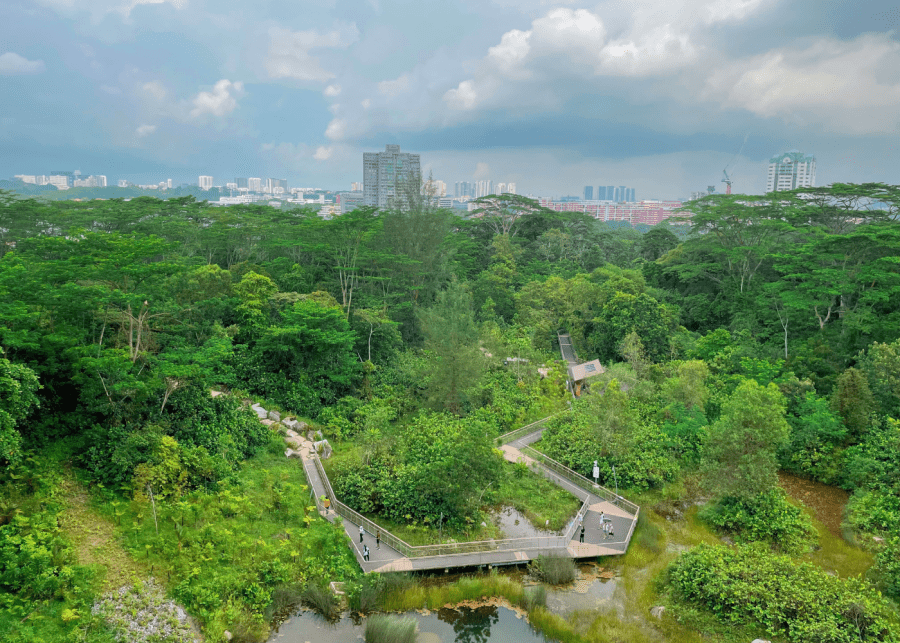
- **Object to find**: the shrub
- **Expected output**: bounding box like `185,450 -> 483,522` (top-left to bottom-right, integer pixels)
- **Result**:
528,555 -> 576,585
364,614 -> 417,643
699,488 -> 817,554
300,582 -> 339,619
666,543 -> 899,643
522,585 -> 547,611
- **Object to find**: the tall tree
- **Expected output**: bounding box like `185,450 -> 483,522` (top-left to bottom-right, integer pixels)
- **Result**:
701,379 -> 791,500
418,280 -> 483,414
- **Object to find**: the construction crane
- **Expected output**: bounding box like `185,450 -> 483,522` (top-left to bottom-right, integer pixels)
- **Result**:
722,132 -> 750,195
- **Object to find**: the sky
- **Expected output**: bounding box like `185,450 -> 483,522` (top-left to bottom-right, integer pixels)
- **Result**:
1,0 -> 899,200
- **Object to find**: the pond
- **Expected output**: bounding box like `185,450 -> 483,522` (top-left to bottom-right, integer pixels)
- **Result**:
268,604 -> 551,642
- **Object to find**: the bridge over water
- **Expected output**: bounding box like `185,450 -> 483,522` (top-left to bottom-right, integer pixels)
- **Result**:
300,416 -> 639,574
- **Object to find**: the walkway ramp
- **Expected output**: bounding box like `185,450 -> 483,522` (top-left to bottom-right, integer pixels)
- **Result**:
298,415 -> 639,574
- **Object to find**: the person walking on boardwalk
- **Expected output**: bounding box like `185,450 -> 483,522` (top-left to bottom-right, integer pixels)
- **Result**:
359,525 -> 365,543
376,531 -> 381,550
323,496 -> 331,514
579,525 -> 585,543
363,545 -> 370,562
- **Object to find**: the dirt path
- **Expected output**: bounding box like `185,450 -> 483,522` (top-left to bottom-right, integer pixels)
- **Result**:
778,472 -> 850,539
57,474 -> 148,591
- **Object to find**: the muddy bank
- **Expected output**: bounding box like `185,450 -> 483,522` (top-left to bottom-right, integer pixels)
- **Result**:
778,471 -> 850,539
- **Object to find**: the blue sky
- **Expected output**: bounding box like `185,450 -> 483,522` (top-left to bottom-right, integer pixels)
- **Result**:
1,0 -> 899,199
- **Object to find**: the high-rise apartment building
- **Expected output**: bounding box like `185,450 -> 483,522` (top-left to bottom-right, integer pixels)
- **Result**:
363,144 -> 421,208
506,183 -> 516,194
627,188 -> 635,202
267,178 -> 288,194
766,151 -> 816,193
351,182 -> 362,192
198,175 -> 214,190
584,186 -> 593,200
248,178 -> 263,192
235,178 -> 249,189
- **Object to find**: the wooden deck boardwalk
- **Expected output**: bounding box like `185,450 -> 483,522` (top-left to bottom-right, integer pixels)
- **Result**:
298,418 -> 640,574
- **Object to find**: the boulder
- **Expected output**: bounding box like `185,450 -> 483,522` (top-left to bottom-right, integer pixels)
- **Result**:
284,449 -> 301,458
250,404 -> 267,419
260,419 -> 274,426
297,421 -> 309,432
874,536 -> 886,544
268,410 -> 281,422
751,639 -> 772,643
285,429 -> 298,438
282,418 -> 299,430
307,429 -> 324,442
224,631 -> 233,641
650,606 -> 666,620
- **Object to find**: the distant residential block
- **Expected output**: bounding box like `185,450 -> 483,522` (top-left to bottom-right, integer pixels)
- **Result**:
363,144 -> 421,208
767,151 -> 816,193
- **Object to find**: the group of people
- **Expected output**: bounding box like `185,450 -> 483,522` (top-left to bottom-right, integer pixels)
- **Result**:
578,511 -> 615,543
359,525 -> 380,562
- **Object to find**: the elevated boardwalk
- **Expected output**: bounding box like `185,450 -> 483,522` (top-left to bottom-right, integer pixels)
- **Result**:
299,416 -> 639,574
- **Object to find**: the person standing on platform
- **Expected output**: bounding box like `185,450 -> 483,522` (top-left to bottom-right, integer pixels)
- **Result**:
579,525 -> 585,543
376,531 -> 381,550
359,525 -> 365,543
363,545 -> 370,561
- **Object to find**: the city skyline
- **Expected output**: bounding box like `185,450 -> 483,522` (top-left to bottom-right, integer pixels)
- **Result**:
3,1 -> 898,198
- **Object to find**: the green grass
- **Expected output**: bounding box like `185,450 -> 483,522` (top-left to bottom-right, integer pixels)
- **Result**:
492,461 -> 582,532
529,555 -> 577,584
364,614 -> 417,643
88,433 -> 360,642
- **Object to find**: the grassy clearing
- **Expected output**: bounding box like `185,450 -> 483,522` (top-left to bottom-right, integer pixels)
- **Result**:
492,461 -> 581,531
89,433 -> 359,642
57,474 -> 148,591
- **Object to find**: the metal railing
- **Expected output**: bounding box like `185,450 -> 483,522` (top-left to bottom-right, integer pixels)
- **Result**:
311,452 -> 591,560
494,413 -> 564,447
306,413 -> 640,564
519,445 -> 640,516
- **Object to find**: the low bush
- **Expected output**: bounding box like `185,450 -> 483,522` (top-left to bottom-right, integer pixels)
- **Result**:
301,582 -> 339,620
528,555 -> 576,585
364,614 -> 417,643
666,543 -> 899,643
699,488 -> 817,554
521,584 -> 547,611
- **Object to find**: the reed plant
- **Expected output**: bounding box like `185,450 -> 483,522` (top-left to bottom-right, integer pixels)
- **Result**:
528,555 -> 576,584
364,614 -> 417,643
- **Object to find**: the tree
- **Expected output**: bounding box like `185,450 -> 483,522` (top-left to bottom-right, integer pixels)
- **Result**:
831,367 -> 875,439
418,280 -> 483,414
590,292 -> 676,363
0,354 -> 40,466
639,226 -> 679,261
702,379 -> 791,500
469,194 -> 547,238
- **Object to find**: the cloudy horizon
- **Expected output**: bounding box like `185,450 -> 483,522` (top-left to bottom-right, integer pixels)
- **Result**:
2,0 -> 899,200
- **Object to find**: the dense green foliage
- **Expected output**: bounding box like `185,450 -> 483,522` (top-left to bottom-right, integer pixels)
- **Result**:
667,543 -> 899,642
699,489 -> 817,554
2,183 -> 900,640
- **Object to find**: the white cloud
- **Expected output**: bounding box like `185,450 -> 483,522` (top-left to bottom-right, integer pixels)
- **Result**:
325,118 -> 346,140
313,145 -> 333,160
135,123 -> 156,136
706,33 -> 900,134
361,98 -> 371,109
378,73 -> 411,96
189,79 -> 244,118
265,24 -> 359,82
34,0 -> 186,21
324,84 -> 342,97
141,80 -> 169,102
444,80 -> 479,110
0,52 -> 46,75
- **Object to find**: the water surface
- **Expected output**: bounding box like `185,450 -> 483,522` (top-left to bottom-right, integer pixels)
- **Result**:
269,605 -> 550,643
